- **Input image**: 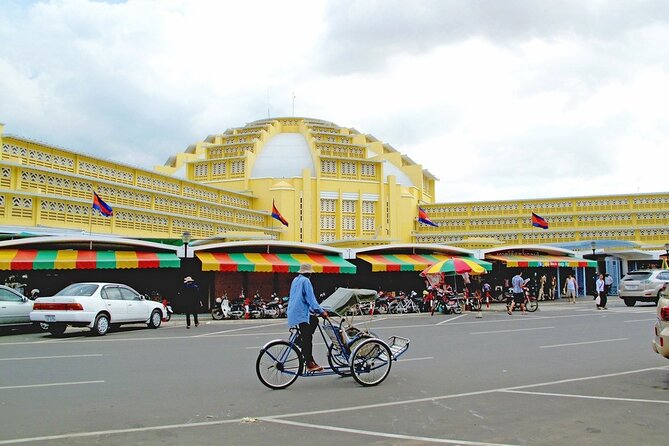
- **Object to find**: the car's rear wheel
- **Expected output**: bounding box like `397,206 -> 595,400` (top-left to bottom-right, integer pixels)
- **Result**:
92,314 -> 110,336
624,298 -> 636,307
48,323 -> 66,337
148,309 -> 162,328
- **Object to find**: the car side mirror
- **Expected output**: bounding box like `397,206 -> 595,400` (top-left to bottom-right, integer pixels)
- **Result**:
22,296 -> 28,303
140,295 -> 147,300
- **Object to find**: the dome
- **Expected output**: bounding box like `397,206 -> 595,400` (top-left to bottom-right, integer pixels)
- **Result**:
250,133 -> 314,179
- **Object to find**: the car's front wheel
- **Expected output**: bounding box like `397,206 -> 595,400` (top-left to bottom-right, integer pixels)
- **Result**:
624,298 -> 636,307
148,309 -> 162,329
48,323 -> 66,337
92,314 -> 110,336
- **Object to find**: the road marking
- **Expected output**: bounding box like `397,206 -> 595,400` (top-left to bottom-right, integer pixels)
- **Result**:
540,338 -> 628,349
470,326 -> 554,335
623,318 -> 656,323
3,365 -> 668,444
262,418 -> 521,446
0,354 -> 103,361
0,418 -> 244,445
397,356 -> 433,362
436,314 -> 466,325
501,389 -> 669,404
194,322 -> 283,337
0,380 -> 104,391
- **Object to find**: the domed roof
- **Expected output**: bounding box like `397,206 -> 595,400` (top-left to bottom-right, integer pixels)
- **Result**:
250,133 -> 314,178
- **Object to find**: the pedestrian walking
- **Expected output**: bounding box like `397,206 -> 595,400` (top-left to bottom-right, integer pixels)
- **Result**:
564,274 -> 577,303
538,274 -> 546,300
595,273 -> 607,310
182,276 -> 201,328
549,275 -> 557,300
604,273 -> 613,296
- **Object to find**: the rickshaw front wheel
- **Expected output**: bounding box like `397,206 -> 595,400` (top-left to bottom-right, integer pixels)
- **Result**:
256,340 -> 303,389
349,338 -> 392,387
327,344 -> 352,376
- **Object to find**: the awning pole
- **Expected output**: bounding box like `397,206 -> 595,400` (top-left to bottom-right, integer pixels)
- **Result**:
556,266 -> 561,299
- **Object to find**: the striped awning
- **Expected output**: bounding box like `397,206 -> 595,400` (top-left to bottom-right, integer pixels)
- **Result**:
0,249 -> 181,270
196,252 -> 356,274
357,254 -> 491,272
486,254 -> 596,268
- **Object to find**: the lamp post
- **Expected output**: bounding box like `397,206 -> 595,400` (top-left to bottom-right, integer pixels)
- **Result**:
664,243 -> 669,259
590,241 -> 596,256
181,231 -> 192,258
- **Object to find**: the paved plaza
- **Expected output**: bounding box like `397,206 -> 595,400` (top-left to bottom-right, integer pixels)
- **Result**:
1,299 -> 668,445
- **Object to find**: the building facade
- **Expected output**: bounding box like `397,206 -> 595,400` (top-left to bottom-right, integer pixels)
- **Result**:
1,118 -> 667,261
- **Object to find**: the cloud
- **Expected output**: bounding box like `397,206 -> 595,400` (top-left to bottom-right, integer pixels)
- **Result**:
0,0 -> 667,205
315,0 -> 669,75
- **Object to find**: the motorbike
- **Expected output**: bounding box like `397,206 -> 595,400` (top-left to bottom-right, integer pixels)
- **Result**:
211,294 -> 230,320
161,298 -> 173,322
437,290 -> 463,314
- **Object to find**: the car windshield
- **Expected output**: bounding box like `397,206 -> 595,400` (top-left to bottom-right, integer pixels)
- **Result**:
622,272 -> 652,281
55,283 -> 100,296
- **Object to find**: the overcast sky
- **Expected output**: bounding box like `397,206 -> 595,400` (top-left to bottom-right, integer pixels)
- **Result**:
2,0 -> 668,203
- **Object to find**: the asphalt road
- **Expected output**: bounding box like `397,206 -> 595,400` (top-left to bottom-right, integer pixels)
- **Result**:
1,298 -> 668,445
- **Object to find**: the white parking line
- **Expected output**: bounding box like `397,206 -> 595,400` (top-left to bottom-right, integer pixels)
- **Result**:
397,356 -> 433,362
436,314 -> 466,325
501,389 -> 669,404
194,322 -> 283,337
3,365 -> 668,444
263,417 -> 521,446
470,326 -> 554,335
623,318 -> 656,323
540,338 -> 628,349
0,354 -> 103,361
0,380 -> 104,391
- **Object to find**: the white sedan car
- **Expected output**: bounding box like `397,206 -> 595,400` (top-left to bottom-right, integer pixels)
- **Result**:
30,282 -> 165,336
0,285 -> 34,329
652,285 -> 669,359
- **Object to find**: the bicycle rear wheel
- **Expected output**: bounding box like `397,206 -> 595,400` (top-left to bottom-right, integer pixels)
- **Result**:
256,340 -> 303,389
349,338 -> 392,387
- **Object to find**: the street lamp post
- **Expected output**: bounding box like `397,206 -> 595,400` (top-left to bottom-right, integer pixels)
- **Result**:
590,241 -> 597,256
664,243 -> 669,259
182,231 -> 192,258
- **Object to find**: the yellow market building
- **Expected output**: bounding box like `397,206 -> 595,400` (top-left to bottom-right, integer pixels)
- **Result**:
0,117 -> 667,299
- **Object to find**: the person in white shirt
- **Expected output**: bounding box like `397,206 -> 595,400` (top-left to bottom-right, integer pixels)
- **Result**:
595,273 -> 607,310
564,274 -> 577,304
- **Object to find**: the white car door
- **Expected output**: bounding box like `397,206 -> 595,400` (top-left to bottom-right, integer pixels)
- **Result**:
100,285 -> 128,323
119,287 -> 148,321
0,288 -> 32,325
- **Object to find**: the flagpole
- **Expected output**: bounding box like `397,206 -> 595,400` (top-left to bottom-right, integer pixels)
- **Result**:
89,191 -> 94,235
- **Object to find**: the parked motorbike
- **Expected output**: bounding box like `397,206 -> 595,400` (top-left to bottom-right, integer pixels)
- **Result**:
211,294 -> 230,320
161,298 -> 173,322
437,291 -> 463,314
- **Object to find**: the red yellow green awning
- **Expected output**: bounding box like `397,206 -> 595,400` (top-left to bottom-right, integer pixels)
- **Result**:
196,252 -> 356,274
486,254 -> 596,268
0,249 -> 180,270
357,254 -> 491,272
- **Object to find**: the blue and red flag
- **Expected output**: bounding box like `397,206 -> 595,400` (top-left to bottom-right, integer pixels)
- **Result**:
531,212 -> 548,229
92,192 -> 113,217
418,207 -> 438,227
271,200 -> 288,227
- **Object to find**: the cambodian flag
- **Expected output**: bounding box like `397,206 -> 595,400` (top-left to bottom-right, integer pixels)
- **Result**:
92,192 -> 113,217
271,200 -> 288,227
531,212 -> 548,229
418,207 -> 438,227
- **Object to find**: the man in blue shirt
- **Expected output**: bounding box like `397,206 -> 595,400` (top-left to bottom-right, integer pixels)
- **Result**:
508,271 -> 526,315
287,263 -> 328,372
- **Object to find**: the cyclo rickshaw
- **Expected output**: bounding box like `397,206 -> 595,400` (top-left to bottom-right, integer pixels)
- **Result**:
255,288 -> 410,389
